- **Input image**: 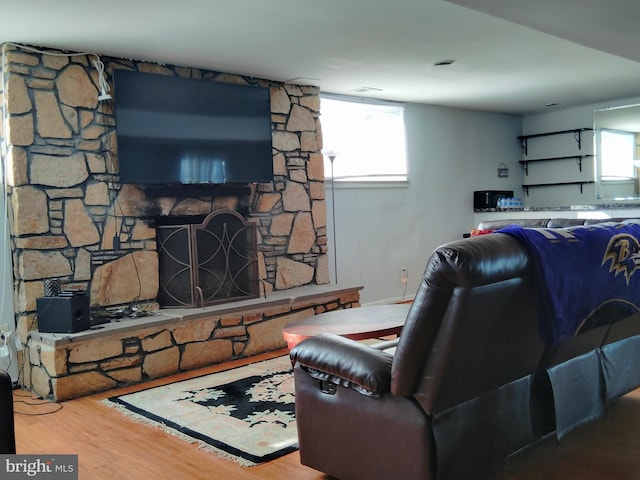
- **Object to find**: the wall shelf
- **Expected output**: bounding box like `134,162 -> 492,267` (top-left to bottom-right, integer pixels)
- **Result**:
518,128 -> 595,200
522,181 -> 595,196
518,128 -> 593,155
519,155 -> 594,175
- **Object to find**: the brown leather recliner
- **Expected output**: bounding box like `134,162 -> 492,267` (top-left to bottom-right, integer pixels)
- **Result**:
291,229 -> 640,480
291,233 -> 547,480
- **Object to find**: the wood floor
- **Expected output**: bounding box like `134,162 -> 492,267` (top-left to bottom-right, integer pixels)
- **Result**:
12,349 -> 640,479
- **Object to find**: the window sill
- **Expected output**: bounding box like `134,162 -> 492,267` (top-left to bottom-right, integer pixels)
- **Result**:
600,178 -> 635,183
325,179 -> 409,189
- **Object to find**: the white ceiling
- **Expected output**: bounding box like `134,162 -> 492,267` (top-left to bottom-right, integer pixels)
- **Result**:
3,0 -> 640,115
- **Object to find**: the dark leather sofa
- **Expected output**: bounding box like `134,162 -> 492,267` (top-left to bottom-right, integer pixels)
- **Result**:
290,220 -> 640,480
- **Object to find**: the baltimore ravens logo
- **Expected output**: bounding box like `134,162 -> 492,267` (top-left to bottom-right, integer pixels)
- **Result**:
602,233 -> 640,284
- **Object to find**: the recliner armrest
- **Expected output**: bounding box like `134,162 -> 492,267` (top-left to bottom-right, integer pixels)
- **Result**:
290,333 -> 393,397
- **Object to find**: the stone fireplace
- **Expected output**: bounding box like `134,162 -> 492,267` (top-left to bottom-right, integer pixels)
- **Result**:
0,44 -> 361,400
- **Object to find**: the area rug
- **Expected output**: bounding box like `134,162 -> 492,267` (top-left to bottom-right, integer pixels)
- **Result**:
106,356 -> 297,466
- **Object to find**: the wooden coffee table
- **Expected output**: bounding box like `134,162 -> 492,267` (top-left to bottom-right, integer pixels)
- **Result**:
282,303 -> 411,350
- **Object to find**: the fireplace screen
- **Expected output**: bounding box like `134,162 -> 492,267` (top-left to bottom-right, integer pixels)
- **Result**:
157,210 -> 259,308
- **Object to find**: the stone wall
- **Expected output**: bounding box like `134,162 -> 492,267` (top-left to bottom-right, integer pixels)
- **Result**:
1,44 -> 330,389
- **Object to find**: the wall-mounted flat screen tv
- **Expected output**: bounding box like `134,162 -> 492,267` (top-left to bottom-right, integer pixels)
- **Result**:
113,69 -> 273,185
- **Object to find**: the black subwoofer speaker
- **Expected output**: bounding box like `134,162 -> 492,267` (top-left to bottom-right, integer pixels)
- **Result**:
36,292 -> 90,333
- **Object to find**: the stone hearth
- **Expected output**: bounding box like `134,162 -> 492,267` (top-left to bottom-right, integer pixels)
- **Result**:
28,285 -> 362,401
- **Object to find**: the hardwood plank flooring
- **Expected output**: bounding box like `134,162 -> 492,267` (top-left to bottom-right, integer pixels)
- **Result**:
14,350 -> 325,480
12,350 -> 640,479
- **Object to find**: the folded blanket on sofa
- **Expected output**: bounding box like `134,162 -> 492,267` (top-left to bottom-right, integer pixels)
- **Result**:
500,223 -> 640,346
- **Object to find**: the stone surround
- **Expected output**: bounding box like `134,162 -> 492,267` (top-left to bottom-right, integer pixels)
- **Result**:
0,43 -> 331,394
28,285 -> 361,400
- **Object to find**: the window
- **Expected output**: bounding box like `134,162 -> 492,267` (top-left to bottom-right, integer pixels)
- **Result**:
599,129 -> 636,181
320,95 -> 407,182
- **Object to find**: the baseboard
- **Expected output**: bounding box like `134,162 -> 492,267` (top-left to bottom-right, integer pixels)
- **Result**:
362,295 -> 415,307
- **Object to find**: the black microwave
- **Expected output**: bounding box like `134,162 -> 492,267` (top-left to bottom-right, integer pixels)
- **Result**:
473,190 -> 513,210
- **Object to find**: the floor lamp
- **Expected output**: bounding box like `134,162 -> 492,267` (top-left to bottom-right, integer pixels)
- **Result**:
324,151 -> 339,285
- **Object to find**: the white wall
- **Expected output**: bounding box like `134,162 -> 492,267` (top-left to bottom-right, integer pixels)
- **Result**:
328,94 -> 640,305
1,180 -> 14,331
326,102 -> 522,305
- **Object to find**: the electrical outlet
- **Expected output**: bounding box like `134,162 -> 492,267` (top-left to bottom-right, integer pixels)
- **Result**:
400,267 -> 408,284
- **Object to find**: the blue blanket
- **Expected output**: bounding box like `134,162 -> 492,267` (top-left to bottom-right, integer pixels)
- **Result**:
499,223 -> 640,346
